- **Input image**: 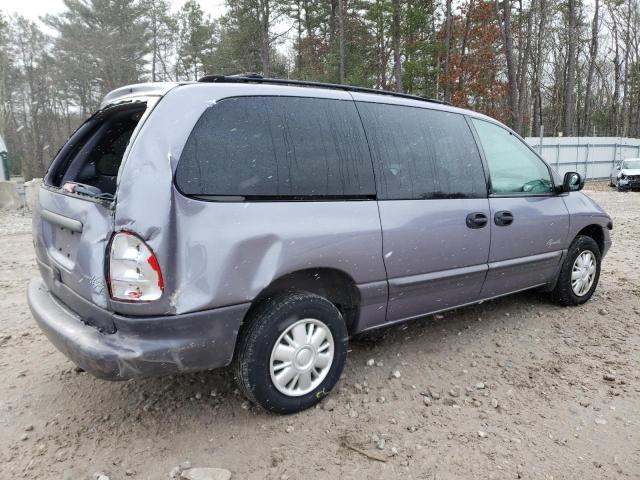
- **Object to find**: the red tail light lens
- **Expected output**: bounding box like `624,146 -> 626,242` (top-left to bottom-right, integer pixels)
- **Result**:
108,231 -> 163,301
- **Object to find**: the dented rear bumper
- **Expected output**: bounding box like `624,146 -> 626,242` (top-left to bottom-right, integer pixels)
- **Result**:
27,278 -> 248,380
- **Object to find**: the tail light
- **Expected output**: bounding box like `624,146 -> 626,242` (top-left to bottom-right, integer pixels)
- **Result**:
108,231 -> 163,301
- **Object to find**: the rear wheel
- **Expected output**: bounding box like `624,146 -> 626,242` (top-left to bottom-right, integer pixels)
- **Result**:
233,291 -> 348,413
551,235 -> 601,306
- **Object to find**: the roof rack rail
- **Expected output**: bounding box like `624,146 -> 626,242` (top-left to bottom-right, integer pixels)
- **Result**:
197,73 -> 449,106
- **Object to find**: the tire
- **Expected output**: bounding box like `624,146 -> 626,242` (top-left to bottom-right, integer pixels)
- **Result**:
616,181 -> 625,192
551,235 -> 601,306
233,291 -> 348,414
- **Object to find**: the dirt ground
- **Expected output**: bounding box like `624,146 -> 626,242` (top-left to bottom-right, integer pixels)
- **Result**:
1,183 -> 639,480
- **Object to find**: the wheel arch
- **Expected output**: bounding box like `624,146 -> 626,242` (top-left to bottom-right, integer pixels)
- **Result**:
242,267 -> 361,335
575,224 -> 605,253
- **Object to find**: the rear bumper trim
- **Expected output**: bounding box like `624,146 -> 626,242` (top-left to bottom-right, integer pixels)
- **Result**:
28,277 -> 249,380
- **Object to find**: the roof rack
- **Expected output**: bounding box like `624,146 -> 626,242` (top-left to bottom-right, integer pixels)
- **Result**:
197,73 -> 449,105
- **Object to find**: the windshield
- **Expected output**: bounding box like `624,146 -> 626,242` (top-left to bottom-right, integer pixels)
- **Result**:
622,159 -> 640,169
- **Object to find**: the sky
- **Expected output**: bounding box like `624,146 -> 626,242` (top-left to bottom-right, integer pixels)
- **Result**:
0,0 -> 227,23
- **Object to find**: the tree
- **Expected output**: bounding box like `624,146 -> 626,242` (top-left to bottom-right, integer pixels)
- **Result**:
495,0 -> 522,133
531,0 -> 547,136
45,0 -> 149,93
211,0 -> 289,77
2,17 -> 69,180
392,0 -> 403,91
142,0 -> 177,82
441,0 -> 508,121
4,0 -> 640,181
338,0 -> 346,82
176,0 -> 212,79
563,0 -> 578,136
403,0 -> 439,98
582,0 -> 599,135
443,0 -> 452,101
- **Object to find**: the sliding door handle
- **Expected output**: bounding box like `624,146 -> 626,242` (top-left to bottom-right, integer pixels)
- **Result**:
466,212 -> 488,229
494,210 -> 514,226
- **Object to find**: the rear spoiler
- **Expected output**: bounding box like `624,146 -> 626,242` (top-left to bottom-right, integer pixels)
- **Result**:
100,82 -> 179,108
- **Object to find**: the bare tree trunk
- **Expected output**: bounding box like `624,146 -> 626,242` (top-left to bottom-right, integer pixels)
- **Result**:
150,0 -> 158,82
374,0 -> 386,87
563,0 -> 577,136
338,0 -> 345,83
443,0 -> 452,102
622,0 -> 632,136
329,0 -> 336,65
609,2 -> 621,136
582,0 -> 599,136
392,0 -> 403,92
496,0 -> 522,133
296,0 -> 303,77
457,0 -> 473,104
517,1 -> 533,135
260,0 -> 270,76
532,0 -> 546,136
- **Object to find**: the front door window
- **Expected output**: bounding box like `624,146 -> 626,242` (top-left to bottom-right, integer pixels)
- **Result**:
472,119 -> 553,194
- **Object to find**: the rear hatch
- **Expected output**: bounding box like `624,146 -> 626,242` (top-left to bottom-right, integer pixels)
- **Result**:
33,99 -> 151,332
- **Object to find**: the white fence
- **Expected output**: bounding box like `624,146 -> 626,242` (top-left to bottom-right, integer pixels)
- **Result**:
524,136 -> 640,180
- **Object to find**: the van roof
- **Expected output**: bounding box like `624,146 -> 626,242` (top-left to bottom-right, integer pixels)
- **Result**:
100,74 -> 449,109
198,74 -> 449,107
101,76 -> 497,125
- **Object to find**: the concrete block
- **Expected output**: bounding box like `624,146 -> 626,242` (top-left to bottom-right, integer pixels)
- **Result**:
0,181 -> 20,210
24,178 -> 42,211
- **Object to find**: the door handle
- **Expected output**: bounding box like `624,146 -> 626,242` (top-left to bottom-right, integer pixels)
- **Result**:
494,210 -> 514,226
466,212 -> 488,229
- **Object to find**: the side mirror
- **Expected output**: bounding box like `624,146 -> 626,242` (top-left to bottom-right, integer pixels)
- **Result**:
562,171 -> 583,192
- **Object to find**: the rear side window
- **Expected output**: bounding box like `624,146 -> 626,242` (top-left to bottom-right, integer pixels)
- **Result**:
175,96 -> 375,199
357,102 -> 486,200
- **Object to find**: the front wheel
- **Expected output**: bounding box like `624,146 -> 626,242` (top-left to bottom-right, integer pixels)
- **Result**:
233,291 -> 348,413
551,235 -> 601,306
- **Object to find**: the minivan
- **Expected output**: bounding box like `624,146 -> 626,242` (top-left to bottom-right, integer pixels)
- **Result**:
28,75 -> 612,413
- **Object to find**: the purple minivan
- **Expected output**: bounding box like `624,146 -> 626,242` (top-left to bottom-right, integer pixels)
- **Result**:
28,76 -> 612,413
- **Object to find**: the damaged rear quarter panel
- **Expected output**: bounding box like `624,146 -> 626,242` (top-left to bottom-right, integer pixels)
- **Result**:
113,83 -> 387,316
172,195 -> 386,312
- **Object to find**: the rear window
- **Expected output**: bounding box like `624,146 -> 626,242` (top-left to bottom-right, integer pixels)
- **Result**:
175,96 -> 375,199
46,102 -> 146,197
356,102 -> 487,200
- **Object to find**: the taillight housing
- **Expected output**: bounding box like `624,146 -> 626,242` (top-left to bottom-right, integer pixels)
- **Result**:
108,231 -> 163,302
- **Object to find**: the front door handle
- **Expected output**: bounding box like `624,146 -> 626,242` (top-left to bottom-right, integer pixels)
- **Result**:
466,212 -> 488,229
494,210 -> 514,226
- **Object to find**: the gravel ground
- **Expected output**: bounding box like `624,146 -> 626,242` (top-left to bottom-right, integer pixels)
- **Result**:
1,184 -> 639,480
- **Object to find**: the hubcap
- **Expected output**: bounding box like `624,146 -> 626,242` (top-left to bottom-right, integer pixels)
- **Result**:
269,318 -> 334,397
571,250 -> 597,296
